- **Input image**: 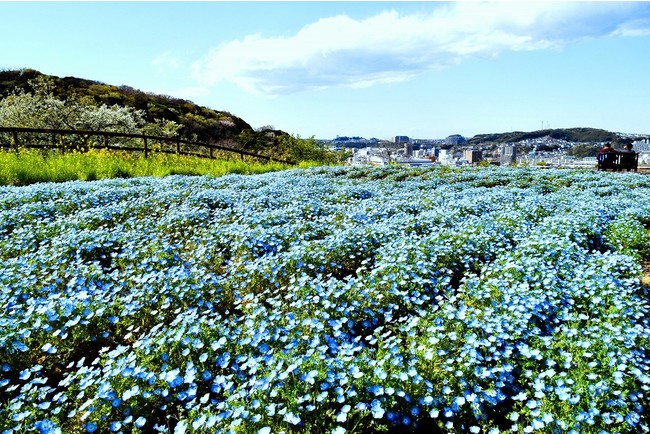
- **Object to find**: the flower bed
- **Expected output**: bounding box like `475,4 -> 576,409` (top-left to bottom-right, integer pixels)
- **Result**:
1,165 -> 649,433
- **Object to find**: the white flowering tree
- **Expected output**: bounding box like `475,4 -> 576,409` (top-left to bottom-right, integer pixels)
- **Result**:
0,76 -> 181,150
0,77 -> 69,130
0,76 -> 147,132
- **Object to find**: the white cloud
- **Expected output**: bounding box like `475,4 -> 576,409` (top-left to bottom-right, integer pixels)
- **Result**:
191,2 -> 650,96
611,18 -> 650,37
151,52 -> 181,72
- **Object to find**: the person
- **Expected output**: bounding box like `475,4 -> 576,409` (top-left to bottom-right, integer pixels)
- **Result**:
599,143 -> 615,154
597,143 -> 617,171
619,142 -> 638,171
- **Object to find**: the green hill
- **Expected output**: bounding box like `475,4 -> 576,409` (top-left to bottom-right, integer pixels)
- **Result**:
0,69 -> 253,143
0,69 -> 340,163
466,127 -> 617,145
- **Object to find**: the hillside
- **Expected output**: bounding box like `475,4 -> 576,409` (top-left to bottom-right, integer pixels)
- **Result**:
466,127 -> 617,145
0,69 -> 335,162
0,69 -> 255,144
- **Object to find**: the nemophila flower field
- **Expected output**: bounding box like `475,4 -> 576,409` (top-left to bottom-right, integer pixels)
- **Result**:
1,165 -> 650,434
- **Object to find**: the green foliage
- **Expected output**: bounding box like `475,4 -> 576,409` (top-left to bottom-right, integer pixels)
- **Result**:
567,143 -> 600,158
277,134 -> 341,164
141,118 -> 183,138
239,128 -> 344,164
0,149 -> 294,186
603,218 -> 650,260
0,76 -> 148,133
0,69 -> 249,144
0,69 -> 342,163
467,127 -> 617,145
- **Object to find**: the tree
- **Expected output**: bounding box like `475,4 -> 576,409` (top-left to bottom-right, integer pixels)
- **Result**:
142,118 -> 183,138
0,76 -> 184,150
277,134 -> 341,164
567,144 -> 599,159
0,76 -> 68,129
0,76 -> 150,133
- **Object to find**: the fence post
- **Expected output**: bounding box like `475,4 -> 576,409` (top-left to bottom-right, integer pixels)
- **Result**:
143,136 -> 149,158
52,133 -> 63,155
176,138 -> 181,154
12,130 -> 19,153
209,146 -> 214,159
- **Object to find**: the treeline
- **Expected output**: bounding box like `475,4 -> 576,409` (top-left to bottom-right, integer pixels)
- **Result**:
466,127 -> 617,145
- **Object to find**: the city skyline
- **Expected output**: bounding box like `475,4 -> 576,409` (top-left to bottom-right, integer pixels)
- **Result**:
2,1 -> 650,139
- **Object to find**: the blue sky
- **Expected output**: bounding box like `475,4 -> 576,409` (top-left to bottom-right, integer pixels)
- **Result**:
2,1 -> 650,140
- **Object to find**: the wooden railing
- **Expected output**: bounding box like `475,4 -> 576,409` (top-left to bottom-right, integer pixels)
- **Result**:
0,126 -> 295,165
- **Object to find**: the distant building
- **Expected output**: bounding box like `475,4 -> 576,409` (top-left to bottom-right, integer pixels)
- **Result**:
445,134 -> 466,145
394,136 -> 410,144
464,149 -> 483,165
438,149 -> 451,165
633,139 -> 650,152
404,142 -> 414,157
639,152 -> 650,165
500,145 -> 517,165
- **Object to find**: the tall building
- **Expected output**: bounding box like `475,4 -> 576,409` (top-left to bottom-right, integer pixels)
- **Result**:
438,149 -> 450,164
500,145 -> 517,165
394,136 -> 410,144
464,149 -> 483,165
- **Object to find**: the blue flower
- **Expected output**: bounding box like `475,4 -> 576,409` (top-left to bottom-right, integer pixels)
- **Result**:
283,412 -> 301,425
34,420 -> 60,434
175,420 -> 187,434
371,399 -> 385,419
5,166 -> 650,434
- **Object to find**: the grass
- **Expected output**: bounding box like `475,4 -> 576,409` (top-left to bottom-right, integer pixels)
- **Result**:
0,149 -> 320,186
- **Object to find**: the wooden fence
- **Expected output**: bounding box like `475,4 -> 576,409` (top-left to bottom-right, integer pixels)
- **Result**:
0,126 -> 295,165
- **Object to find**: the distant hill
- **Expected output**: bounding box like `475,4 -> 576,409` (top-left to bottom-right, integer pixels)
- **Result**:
466,127 -> 618,145
0,69 -> 281,153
